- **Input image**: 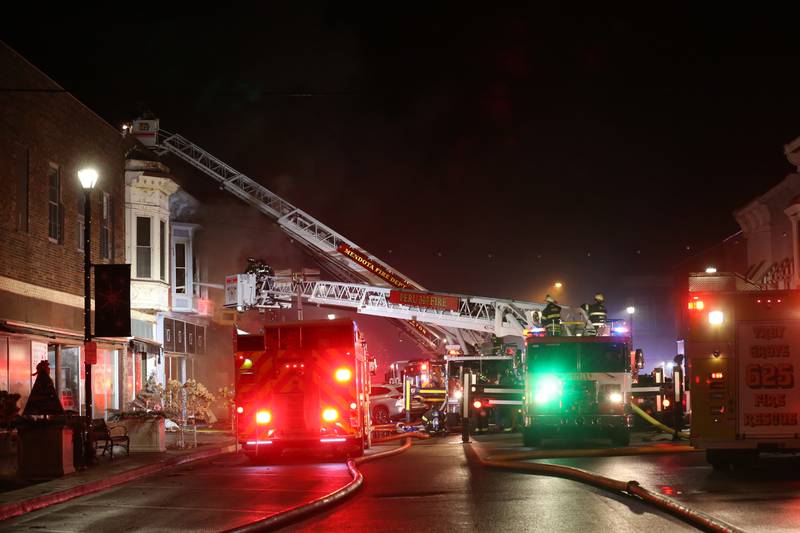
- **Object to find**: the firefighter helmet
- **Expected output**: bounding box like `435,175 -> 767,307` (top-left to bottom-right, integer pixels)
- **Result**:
545,294 -> 555,303
594,293 -> 605,302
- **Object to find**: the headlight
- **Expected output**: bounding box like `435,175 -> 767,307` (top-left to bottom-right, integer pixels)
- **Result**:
708,311 -> 724,325
453,390 -> 463,400
395,399 -> 403,408
608,392 -> 623,404
534,375 -> 562,404
256,410 -> 272,425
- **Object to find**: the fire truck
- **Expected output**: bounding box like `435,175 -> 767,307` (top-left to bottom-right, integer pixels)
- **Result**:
684,272 -> 800,469
233,319 -> 372,461
522,330 -> 639,447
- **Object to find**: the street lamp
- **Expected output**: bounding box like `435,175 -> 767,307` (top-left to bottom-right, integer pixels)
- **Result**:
78,167 -> 98,465
626,306 -> 635,345
554,282 -> 563,289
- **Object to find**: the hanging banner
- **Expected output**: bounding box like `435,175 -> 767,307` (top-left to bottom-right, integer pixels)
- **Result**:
94,264 -> 131,337
389,290 -> 460,312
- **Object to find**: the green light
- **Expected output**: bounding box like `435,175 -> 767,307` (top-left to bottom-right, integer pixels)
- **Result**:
534,375 -> 562,404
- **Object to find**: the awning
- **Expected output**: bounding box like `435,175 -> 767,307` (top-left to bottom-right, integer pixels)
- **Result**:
0,320 -> 84,344
130,337 -> 162,355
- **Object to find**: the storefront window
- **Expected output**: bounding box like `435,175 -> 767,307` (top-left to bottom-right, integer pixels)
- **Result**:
59,347 -> 80,412
9,339 -> 30,407
0,338 -> 8,391
92,348 -> 119,419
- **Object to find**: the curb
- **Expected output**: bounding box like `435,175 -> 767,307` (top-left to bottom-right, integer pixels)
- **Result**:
0,443 -> 237,522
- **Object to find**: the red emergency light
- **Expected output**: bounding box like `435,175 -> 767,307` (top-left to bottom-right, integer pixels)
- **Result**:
710,372 -> 724,379
421,363 -> 428,371
473,400 -> 482,409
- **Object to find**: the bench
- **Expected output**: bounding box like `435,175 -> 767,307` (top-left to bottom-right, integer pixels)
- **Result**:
92,419 -> 130,459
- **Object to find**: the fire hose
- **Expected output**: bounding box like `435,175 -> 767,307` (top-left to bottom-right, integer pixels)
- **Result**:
468,445 -> 742,533
631,403 -> 690,439
225,431 -> 430,532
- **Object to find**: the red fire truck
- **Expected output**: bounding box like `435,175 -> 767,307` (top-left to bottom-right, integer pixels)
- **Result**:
233,319 -> 372,461
685,273 -> 800,469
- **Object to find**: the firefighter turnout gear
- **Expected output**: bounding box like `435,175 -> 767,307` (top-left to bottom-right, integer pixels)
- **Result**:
588,296 -> 607,328
542,299 -> 562,336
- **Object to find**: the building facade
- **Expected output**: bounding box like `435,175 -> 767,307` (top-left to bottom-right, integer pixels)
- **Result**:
0,43 -> 131,415
733,139 -> 800,289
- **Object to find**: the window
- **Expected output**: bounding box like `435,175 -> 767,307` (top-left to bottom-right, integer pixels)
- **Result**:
47,165 -> 61,242
192,243 -> 200,297
160,221 -> 166,281
77,190 -> 85,252
101,193 -> 112,260
58,347 -> 80,411
136,217 -> 152,278
14,146 -> 29,232
175,242 -> 186,293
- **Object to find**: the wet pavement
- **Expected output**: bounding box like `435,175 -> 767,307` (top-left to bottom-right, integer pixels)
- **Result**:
4,431 -> 798,532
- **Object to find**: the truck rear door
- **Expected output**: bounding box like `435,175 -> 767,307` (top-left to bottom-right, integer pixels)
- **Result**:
737,321 -> 800,440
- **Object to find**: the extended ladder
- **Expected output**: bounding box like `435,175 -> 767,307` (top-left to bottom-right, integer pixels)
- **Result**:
226,274 -> 558,339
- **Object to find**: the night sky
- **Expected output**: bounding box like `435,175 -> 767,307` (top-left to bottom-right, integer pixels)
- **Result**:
4,7 -> 800,362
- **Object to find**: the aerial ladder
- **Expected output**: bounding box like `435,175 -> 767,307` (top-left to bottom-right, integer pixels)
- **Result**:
130,116 -> 480,354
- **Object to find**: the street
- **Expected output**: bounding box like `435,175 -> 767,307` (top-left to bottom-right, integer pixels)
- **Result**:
2,431 -> 800,531
0,452 -> 351,532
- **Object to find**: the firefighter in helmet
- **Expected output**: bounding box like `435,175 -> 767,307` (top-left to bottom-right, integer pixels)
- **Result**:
588,293 -> 608,329
542,294 -> 562,336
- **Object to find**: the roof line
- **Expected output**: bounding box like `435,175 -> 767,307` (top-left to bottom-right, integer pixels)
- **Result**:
1,40 -> 123,137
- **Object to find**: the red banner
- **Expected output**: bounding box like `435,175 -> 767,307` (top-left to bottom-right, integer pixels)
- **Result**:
337,244 -> 412,289
84,341 -> 97,365
389,290 -> 460,312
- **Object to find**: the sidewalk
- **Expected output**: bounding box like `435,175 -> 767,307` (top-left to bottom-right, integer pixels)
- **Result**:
0,428 -> 236,521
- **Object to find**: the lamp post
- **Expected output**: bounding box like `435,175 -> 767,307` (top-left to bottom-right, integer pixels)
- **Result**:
78,168 -> 98,465
626,306 -> 635,346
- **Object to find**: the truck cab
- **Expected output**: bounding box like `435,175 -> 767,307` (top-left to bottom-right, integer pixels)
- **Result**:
522,336 -> 633,446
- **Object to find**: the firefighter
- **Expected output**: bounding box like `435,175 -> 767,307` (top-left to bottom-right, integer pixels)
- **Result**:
588,293 -> 608,329
542,295 -> 562,336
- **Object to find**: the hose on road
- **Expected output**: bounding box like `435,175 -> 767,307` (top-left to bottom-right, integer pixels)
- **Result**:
226,432 -> 429,532
631,403 -> 690,439
470,445 -> 743,533
485,442 -> 697,462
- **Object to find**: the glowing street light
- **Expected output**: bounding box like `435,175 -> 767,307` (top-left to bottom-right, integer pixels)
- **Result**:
626,306 -> 635,315
554,282 -> 563,289
78,167 -> 98,466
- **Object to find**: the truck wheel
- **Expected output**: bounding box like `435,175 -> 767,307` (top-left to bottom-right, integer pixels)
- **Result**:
610,428 -> 630,447
372,405 -> 390,425
522,428 -> 542,447
730,450 -> 758,470
706,449 -> 730,470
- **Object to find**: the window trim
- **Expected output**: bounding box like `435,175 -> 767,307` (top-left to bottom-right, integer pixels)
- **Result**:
135,215 -> 153,279
101,192 -> 112,261
47,163 -> 61,243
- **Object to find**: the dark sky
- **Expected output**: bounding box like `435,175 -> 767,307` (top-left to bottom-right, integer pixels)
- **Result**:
4,7 -> 800,353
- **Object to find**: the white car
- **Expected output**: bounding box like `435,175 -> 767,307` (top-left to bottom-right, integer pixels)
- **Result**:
369,383 -> 426,424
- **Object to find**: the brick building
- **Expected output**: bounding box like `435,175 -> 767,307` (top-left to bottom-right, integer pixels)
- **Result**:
0,42 -> 134,414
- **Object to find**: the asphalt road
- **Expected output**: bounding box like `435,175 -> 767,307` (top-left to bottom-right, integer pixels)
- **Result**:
472,432 -> 800,533
4,432 -> 799,532
286,436 -> 694,533
0,452 -> 352,532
